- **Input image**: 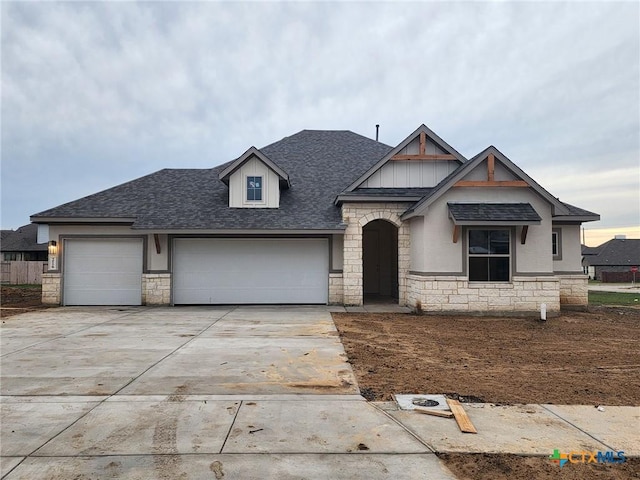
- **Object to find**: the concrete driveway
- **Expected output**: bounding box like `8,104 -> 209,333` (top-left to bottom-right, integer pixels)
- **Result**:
1,307 -> 455,479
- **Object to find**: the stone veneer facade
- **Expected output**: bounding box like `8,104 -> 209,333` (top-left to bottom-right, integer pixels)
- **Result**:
41,273 -> 61,305
341,203 -> 412,306
557,274 -> 589,307
338,203 -> 588,313
406,274 -> 561,314
328,273 -> 344,305
142,273 -> 171,305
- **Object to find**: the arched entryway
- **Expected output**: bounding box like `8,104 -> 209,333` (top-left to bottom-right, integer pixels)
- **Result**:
362,219 -> 399,303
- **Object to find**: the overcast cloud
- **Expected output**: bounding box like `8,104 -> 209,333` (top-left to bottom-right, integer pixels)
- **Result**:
2,1 -> 638,237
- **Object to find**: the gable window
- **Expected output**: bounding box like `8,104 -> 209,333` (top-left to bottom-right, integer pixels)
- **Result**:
246,176 -> 262,201
468,229 -> 510,282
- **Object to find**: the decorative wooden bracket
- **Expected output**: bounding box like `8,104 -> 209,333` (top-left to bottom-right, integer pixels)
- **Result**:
154,234 -> 161,254
391,132 -> 456,161
452,225 -> 460,243
520,225 -> 529,245
454,153 -> 529,187
487,153 -> 495,181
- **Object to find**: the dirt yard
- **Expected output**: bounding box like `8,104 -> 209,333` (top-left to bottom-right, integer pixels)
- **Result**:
333,308 -> 640,480
0,285 -> 49,318
333,308 -> 640,405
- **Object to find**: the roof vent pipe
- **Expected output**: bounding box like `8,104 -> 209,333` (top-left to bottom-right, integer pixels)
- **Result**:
375,124 -> 380,142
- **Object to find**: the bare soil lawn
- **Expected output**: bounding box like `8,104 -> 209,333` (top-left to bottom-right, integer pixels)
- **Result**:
333,308 -> 640,480
333,308 -> 640,405
0,285 -> 50,318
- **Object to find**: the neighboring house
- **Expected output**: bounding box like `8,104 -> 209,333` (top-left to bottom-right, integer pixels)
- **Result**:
582,237 -> 640,281
1,224 -> 48,261
31,125 -> 599,312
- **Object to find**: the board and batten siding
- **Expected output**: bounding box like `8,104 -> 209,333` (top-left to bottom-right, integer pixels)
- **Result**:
228,157 -> 280,208
359,136 -> 458,188
360,160 -> 458,188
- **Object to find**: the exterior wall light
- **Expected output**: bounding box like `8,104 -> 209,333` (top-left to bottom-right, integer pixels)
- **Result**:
48,240 -> 58,270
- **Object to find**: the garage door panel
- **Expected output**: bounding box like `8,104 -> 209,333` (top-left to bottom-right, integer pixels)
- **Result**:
173,238 -> 328,304
63,239 -> 143,306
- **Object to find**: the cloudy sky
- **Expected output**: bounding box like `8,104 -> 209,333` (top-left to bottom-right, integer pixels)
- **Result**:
2,1 -> 638,245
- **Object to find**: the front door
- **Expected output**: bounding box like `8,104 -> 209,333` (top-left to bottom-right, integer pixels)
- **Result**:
362,220 -> 399,300
363,229 -> 380,295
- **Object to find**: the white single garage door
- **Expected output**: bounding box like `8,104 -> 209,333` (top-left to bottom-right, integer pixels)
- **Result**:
173,238 -> 329,304
63,238 -> 143,306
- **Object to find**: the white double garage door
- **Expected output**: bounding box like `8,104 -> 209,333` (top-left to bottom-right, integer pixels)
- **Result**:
63,238 -> 329,305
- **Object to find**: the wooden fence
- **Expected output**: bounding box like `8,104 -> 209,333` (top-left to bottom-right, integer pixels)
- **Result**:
0,261 -> 48,285
601,271 -> 637,283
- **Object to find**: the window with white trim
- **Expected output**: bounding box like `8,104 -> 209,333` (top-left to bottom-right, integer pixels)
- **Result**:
246,176 -> 263,202
468,229 -> 510,282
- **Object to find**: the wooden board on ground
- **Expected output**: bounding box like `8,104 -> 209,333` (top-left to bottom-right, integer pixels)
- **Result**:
446,398 -> 477,433
413,406 -> 454,418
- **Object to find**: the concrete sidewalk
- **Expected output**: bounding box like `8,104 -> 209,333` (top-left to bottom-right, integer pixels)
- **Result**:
588,282 -> 640,294
377,401 -> 639,457
1,306 -> 638,479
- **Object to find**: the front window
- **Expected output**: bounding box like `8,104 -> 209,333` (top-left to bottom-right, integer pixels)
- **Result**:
246,176 -> 262,201
468,229 -> 510,282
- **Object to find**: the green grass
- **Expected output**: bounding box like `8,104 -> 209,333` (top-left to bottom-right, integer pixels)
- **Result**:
589,291 -> 640,306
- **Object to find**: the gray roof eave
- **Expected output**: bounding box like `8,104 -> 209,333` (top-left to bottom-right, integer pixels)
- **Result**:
335,195 -> 424,205
29,216 -> 137,224
130,227 -> 347,234
450,220 -> 541,226
552,215 -> 600,223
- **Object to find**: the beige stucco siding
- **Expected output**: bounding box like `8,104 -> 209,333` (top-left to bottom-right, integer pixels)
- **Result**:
553,225 -> 583,272
418,195 -> 464,273
148,234 -> 169,271
331,234 -> 344,270
410,217 -> 425,271
414,187 -> 554,274
228,157 -> 280,208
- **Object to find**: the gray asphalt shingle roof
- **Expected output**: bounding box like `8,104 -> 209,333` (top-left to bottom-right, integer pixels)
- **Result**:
0,224 -> 47,252
31,128 -> 597,230
447,203 -> 542,223
582,239 -> 640,266
32,130 -> 392,230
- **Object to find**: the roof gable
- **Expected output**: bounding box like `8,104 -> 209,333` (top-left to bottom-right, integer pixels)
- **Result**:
219,146 -> 290,188
343,124 -> 467,192
403,145 -> 577,219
